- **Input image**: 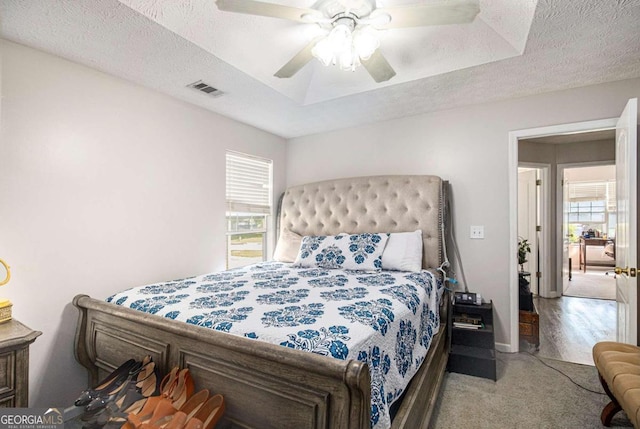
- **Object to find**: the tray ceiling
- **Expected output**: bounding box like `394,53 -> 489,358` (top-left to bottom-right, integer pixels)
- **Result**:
118,0 -> 537,105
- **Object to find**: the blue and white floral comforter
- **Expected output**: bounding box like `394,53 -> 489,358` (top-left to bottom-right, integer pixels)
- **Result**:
107,262 -> 442,429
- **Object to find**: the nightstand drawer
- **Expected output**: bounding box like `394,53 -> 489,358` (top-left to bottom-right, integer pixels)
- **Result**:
0,320 -> 41,408
0,351 -> 15,395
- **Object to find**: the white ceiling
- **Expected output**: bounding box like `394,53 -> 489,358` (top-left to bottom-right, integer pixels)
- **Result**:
1,0 -> 640,138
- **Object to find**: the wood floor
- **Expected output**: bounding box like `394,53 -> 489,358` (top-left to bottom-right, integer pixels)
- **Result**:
521,296 -> 616,366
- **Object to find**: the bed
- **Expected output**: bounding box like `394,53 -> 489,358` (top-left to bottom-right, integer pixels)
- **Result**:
73,175 -> 451,429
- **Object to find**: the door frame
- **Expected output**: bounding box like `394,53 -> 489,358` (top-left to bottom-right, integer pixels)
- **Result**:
556,161 -> 616,297
508,118 -> 618,352
518,163 -> 551,298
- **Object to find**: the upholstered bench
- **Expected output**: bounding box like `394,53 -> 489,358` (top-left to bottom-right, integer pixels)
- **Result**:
593,341 -> 640,427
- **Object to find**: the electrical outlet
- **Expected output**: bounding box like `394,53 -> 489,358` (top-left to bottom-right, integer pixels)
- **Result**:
470,225 -> 485,239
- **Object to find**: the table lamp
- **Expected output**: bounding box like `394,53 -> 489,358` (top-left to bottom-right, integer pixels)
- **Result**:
0,259 -> 12,323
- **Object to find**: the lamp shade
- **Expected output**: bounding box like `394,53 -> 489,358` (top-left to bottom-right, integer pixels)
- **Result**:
329,23 -> 352,53
311,21 -> 381,71
353,26 -> 379,60
312,37 -> 334,66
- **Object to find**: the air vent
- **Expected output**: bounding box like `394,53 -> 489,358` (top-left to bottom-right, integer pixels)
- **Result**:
187,80 -> 224,98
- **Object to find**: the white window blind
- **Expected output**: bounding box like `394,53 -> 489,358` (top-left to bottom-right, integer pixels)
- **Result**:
568,180 -> 616,208
226,151 -> 272,214
568,181 -> 607,200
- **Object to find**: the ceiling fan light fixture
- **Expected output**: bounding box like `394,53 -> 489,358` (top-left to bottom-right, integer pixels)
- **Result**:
353,26 -> 379,60
216,0 -> 481,82
329,23 -> 353,52
311,37 -> 334,66
311,18 -> 380,72
339,48 -> 360,71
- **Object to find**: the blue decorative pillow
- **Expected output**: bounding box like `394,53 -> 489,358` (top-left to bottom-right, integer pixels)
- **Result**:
293,233 -> 389,271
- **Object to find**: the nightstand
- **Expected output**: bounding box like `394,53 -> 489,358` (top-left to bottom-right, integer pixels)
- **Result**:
447,301 -> 496,380
0,319 -> 41,407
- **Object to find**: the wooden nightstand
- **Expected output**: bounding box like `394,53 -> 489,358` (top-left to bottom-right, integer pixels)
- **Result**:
447,301 -> 496,380
0,319 -> 41,407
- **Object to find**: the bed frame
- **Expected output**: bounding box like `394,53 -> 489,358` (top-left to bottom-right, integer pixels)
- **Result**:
74,175 -> 451,429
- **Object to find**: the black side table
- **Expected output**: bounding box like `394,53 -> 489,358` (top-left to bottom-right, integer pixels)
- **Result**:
447,301 -> 496,380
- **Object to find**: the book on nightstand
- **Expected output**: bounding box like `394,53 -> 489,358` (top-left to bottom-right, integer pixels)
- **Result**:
453,322 -> 484,329
453,313 -> 482,325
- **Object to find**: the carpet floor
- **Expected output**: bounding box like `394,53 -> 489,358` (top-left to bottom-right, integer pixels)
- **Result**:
430,352 -> 632,428
564,266 -> 616,300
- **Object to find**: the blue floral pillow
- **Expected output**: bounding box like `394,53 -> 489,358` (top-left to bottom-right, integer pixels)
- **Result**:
293,233 -> 389,271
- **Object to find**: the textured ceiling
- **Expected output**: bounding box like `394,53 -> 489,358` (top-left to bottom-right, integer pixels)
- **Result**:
1,0 -> 640,138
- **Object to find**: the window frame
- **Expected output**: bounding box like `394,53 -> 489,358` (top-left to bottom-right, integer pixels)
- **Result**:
225,151 -> 273,269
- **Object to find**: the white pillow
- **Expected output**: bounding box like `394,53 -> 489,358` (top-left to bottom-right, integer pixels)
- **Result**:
381,230 -> 423,272
273,229 -> 302,263
294,233 -> 389,271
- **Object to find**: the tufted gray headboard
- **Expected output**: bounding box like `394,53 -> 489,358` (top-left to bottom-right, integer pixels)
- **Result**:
277,175 -> 445,270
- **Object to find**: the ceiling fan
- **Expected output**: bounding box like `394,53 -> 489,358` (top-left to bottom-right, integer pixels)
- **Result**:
215,0 -> 480,83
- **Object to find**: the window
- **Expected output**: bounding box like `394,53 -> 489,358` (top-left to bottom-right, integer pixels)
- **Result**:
225,151 -> 273,269
568,200 -> 606,223
567,179 -> 616,240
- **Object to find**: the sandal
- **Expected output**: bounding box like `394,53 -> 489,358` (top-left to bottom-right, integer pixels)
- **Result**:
74,359 -> 137,406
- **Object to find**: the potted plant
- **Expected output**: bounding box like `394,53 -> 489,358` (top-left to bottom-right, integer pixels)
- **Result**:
518,237 -> 531,272
518,237 -> 533,311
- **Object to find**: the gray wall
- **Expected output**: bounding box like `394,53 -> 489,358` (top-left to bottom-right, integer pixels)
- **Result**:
518,139 -> 616,295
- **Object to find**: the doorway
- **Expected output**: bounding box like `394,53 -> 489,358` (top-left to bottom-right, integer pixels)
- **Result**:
561,164 -> 616,301
508,118 -> 620,360
516,132 -> 617,365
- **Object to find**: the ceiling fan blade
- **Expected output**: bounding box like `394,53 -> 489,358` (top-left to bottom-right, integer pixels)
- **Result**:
274,37 -> 323,78
215,0 -> 316,22
361,50 -> 396,83
378,0 -> 480,29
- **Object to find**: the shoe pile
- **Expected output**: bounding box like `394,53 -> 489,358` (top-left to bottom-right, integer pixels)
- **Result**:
65,356 -> 225,429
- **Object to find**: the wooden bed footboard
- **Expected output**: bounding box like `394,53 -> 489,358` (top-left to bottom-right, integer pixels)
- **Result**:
74,294 -> 370,429
73,292 -> 449,429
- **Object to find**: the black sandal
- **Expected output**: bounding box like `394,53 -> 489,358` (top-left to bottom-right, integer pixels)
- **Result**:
74,359 -> 138,406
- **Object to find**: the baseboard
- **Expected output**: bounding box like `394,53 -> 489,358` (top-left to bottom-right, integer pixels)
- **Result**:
495,342 -> 512,353
539,291 -> 561,298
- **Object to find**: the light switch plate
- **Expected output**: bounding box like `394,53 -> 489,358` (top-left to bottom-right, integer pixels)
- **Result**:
470,225 -> 484,239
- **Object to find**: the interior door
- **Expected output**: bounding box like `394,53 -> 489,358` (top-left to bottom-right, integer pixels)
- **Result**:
616,98 -> 638,345
518,169 -> 538,281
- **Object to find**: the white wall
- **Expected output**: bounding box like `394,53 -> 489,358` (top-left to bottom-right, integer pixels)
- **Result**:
0,40 -> 286,406
287,77 -> 640,350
